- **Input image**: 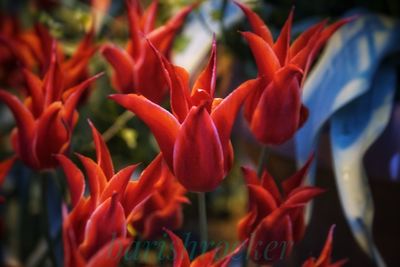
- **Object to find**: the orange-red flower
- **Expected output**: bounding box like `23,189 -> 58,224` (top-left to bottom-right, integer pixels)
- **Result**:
165,228 -> 247,267
0,44 -> 102,171
129,163 -> 188,239
302,225 -> 347,267
238,156 -> 324,264
57,121 -> 162,267
0,20 -> 96,90
110,40 -> 261,192
101,0 -> 193,103
235,1 -> 351,145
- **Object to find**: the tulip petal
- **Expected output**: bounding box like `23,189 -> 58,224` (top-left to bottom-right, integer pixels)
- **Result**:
100,164 -> 138,203
249,206 -> 295,264
234,1 -> 274,45
316,18 -> 355,56
141,199 -> 184,239
290,20 -> 327,58
0,90 -> 36,163
247,184 -> 278,218
126,0 -> 143,60
285,186 -> 325,207
141,0 -> 158,33
22,68 -> 44,117
240,31 -> 280,80
63,28 -> 96,89
55,154 -> 85,208
147,40 -> 190,122
64,28 -> 95,69
88,120 -> 114,179
123,154 -> 164,215
86,237 -> 132,267
290,27 -> 322,75
62,205 -> 86,267
192,37 -> 217,97
191,249 -> 219,267
237,208 -> 257,241
101,44 -> 135,93
164,229 -> 191,267
315,225 -> 335,266
282,154 -> 314,196
273,8 -> 294,65
79,193 -> 127,260
43,42 -> 64,106
241,166 -> 261,186
34,102 -> 69,168
174,106 -> 224,192
110,94 -> 179,168
260,170 -> 282,204
76,154 -> 108,205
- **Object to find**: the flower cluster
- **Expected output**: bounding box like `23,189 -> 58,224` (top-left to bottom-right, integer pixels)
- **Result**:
58,121 -> 188,266
0,43 -> 101,171
0,1 -> 352,266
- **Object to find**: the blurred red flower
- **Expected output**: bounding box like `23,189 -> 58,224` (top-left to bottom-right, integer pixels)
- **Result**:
0,19 -> 96,90
235,1 -> 351,145
110,40 -> 262,192
238,156 -> 324,264
0,44 -> 102,172
57,121 -> 164,267
101,0 -> 193,103
129,161 -> 189,240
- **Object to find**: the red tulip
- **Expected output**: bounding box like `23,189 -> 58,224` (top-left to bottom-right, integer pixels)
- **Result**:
110,40 -> 262,192
165,229 -> 247,267
129,161 -> 189,239
238,155 -> 325,264
235,1 -> 352,145
57,121 -> 162,267
101,0 -> 193,103
302,225 -> 347,267
0,43 -> 102,171
0,21 -> 96,90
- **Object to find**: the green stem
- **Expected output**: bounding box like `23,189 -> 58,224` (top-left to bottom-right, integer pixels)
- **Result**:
41,172 -> 58,267
102,110 -> 135,143
241,250 -> 248,267
257,146 -> 268,177
197,192 -> 208,245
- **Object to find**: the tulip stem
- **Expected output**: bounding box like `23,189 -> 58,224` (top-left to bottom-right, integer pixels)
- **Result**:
197,192 -> 208,244
257,146 -> 269,177
102,110 -> 135,143
41,172 -> 58,267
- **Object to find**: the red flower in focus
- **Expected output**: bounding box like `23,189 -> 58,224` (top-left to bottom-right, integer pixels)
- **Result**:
238,156 -> 324,264
0,20 -> 96,90
129,163 -> 189,239
235,1 -> 352,145
110,40 -> 262,192
165,229 -> 247,267
0,44 -> 102,171
302,225 -> 347,267
57,121 -> 163,267
101,0 -> 193,103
